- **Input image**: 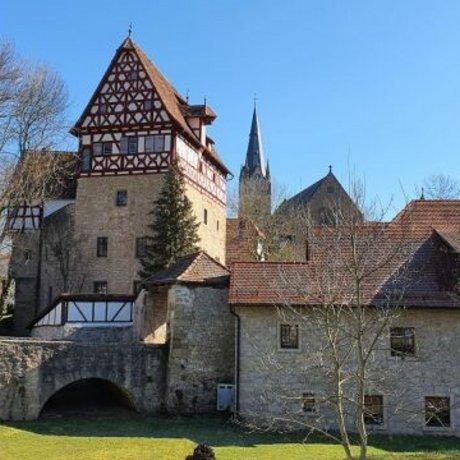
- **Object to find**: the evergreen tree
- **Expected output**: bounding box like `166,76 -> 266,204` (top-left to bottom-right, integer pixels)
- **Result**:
139,161 -> 200,278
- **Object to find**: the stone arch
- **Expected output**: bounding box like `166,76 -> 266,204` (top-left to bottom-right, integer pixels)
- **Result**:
38,376 -> 138,417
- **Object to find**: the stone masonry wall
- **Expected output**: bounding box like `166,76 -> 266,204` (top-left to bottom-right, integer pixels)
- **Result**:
185,183 -> 226,264
0,338 -> 167,421
74,174 -> 165,296
166,285 -> 234,413
31,325 -> 133,343
237,306 -> 460,436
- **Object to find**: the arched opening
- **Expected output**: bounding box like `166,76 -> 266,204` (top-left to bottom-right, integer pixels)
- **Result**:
40,378 -> 137,418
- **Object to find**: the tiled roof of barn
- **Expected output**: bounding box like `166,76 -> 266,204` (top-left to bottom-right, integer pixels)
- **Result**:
390,200 -> 460,238
226,218 -> 265,265
144,251 -> 229,286
229,200 -> 460,309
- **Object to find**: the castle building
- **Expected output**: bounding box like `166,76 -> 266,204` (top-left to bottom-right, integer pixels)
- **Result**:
9,36 -> 229,333
4,35 -> 460,440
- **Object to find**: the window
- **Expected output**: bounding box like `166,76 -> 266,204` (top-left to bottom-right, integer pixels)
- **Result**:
93,142 -> 112,155
116,190 -> 128,207
425,397 -> 450,427
102,142 -> 112,155
279,324 -> 299,350
216,220 -> 220,231
48,286 -> 53,305
136,237 -> 148,258
94,281 -> 108,295
143,100 -> 153,111
203,209 -> 208,225
129,71 -> 138,80
97,237 -> 108,257
99,104 -> 107,114
120,137 -> 138,154
133,280 -> 143,295
24,250 -> 32,262
302,393 -> 316,413
145,135 -> 165,153
81,149 -> 91,171
364,395 -> 384,425
390,327 -> 415,357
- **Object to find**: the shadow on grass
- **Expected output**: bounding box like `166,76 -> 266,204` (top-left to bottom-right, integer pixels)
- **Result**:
4,413 -> 460,456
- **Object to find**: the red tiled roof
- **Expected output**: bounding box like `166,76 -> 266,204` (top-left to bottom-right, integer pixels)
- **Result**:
226,218 -> 265,266
144,251 -> 229,286
390,200 -> 460,238
229,201 -> 460,309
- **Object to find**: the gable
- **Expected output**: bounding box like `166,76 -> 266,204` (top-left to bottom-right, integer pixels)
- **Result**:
76,46 -> 170,130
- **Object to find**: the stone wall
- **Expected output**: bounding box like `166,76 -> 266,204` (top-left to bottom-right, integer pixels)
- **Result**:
74,174 -> 165,296
10,232 -> 41,335
236,306 -> 460,436
0,337 -> 167,421
31,325 -> 133,343
166,284 -> 234,413
133,287 -> 168,343
185,183 -> 226,264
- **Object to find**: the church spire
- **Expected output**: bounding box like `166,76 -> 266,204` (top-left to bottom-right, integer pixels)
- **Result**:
244,107 -> 267,178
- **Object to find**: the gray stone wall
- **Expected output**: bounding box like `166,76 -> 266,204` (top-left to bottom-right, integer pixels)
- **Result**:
31,325 -> 133,343
10,231 -> 41,335
166,284 -> 235,413
236,306 -> 460,436
133,287 -> 168,343
0,337 -> 167,421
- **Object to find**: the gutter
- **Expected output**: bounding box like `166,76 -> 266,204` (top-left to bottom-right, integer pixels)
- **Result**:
230,304 -> 241,416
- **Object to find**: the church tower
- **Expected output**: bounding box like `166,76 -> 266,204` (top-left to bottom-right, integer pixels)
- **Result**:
238,107 -> 271,222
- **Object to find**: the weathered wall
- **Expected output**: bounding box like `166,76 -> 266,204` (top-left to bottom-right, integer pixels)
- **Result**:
166,284 -> 234,413
10,232 -> 41,335
0,337 -> 167,421
133,287 -> 168,343
74,174 -> 165,295
31,325 -> 133,343
185,183 -> 226,264
236,306 -> 460,436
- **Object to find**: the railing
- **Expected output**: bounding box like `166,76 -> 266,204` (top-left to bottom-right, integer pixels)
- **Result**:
32,294 -> 136,328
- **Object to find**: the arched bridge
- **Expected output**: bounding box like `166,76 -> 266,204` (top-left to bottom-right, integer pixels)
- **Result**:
0,338 -> 167,420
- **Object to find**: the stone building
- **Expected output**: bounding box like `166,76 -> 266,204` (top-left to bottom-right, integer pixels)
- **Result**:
9,36 -> 229,334
228,200 -> 460,436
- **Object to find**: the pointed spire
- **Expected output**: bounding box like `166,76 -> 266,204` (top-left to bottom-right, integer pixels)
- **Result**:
245,106 -> 267,178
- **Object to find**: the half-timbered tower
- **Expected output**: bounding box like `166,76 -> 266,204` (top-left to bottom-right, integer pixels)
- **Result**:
239,107 -> 271,222
70,36 -> 229,296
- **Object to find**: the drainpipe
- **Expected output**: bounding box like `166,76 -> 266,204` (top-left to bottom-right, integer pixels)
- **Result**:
230,304 -> 240,416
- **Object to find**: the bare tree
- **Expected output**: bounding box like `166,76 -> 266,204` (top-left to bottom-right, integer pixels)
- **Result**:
42,205 -> 86,295
11,65 -> 68,156
241,187 -> 418,460
420,174 -> 460,200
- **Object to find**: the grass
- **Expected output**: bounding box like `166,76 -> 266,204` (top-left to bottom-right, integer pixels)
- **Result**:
2,413 -> 460,459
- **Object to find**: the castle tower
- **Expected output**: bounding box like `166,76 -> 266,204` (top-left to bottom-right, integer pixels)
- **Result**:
239,106 -> 271,222
69,36 -> 229,295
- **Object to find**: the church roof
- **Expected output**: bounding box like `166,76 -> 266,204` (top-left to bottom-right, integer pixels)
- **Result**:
241,107 -> 267,178
143,251 -> 230,286
277,169 -> 337,213
71,37 -> 229,174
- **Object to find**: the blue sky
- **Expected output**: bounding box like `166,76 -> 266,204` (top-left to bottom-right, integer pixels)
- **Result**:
2,1 -> 460,215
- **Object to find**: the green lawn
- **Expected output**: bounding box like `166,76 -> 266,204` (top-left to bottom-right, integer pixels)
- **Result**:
2,414 -> 460,460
